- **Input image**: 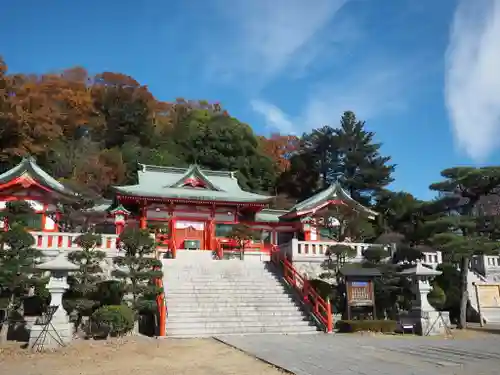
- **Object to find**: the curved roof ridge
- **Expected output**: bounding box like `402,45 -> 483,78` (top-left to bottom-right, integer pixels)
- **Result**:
139,163 -> 237,179
139,163 -> 186,174
169,164 -> 222,191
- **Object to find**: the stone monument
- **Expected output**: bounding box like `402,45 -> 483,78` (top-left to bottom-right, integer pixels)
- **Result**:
400,263 -> 451,336
29,252 -> 79,350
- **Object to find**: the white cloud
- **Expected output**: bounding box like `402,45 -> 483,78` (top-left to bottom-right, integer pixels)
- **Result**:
445,0 -> 500,161
252,60 -> 415,134
205,0 -> 350,90
250,99 -> 295,134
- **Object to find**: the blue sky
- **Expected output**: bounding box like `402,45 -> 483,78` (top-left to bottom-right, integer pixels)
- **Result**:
2,0 -> 500,200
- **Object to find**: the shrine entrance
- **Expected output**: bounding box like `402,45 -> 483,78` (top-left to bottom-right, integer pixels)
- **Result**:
174,220 -> 206,250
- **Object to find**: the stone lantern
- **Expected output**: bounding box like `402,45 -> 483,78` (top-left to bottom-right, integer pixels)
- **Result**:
109,204 -> 131,235
29,252 -> 79,349
399,263 -> 451,336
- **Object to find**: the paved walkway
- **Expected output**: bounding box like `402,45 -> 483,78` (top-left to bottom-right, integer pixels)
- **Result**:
216,334 -> 500,375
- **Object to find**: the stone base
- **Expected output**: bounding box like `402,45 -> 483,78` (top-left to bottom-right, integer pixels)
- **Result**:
29,321 -> 73,351
420,310 -> 451,336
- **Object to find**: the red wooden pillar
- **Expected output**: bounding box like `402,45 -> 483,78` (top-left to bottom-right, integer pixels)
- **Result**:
139,201 -> 147,229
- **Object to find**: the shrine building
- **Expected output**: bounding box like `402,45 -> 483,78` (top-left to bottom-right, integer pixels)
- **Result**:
0,157 -> 378,260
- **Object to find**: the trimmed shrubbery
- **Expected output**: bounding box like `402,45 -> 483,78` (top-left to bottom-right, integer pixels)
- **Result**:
336,319 -> 397,333
91,305 -> 135,337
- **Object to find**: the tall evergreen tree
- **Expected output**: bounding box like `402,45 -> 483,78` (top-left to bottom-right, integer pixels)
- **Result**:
332,111 -> 395,205
302,126 -> 337,189
426,166 -> 500,329
276,151 -> 320,201
112,228 -> 163,315
278,111 -> 395,205
0,201 -> 43,342
65,233 -> 107,328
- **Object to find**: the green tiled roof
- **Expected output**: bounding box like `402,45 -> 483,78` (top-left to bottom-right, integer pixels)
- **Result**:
287,182 -> 378,217
0,156 -> 79,198
255,209 -> 288,223
113,164 -> 273,203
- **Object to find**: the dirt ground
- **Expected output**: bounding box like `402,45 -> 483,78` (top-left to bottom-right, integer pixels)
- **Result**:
0,336 -> 285,375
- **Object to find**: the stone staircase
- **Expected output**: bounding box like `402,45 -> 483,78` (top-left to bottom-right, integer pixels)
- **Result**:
162,252 -> 319,337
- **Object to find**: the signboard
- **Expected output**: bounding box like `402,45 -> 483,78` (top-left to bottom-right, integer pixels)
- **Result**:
476,284 -> 500,308
347,280 -> 374,307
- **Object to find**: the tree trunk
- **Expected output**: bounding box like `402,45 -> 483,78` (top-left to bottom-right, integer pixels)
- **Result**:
457,256 -> 469,329
0,294 -> 15,343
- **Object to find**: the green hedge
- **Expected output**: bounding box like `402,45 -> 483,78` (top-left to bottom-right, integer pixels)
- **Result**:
91,305 -> 135,337
336,320 -> 397,333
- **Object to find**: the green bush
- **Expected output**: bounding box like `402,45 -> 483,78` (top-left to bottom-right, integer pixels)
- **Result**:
427,285 -> 446,310
91,305 -> 135,337
336,320 -> 397,333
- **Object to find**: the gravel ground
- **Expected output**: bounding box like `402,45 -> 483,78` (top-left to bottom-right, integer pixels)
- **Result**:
0,336 -> 285,375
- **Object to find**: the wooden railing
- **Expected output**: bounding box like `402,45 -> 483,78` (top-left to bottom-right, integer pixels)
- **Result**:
271,248 -> 333,333
153,264 -> 166,337
170,239 -> 177,259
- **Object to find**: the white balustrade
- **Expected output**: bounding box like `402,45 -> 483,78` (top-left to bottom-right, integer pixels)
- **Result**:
485,255 -> 500,269
285,238 -> 380,261
421,251 -> 442,269
30,231 -> 119,257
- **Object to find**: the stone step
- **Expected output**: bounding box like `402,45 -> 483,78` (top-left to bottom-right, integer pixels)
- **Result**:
164,279 -> 282,285
166,301 -> 301,309
167,314 -> 309,324
164,284 -> 284,290
165,325 -> 319,338
166,293 -> 293,300
166,319 -> 315,330
167,304 -> 302,313
164,275 -> 280,280
167,310 -> 305,319
164,285 -> 284,292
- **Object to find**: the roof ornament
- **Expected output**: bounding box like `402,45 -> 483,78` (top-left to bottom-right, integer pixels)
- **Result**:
331,171 -> 345,184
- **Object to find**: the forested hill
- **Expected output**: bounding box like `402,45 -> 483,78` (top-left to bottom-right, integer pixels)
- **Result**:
0,57 -> 396,209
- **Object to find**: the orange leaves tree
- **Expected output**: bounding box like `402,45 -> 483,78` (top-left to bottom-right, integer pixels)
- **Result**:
0,56 -> 290,197
258,134 -> 299,173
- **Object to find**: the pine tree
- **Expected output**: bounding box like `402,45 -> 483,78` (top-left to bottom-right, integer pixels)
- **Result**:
65,233 -> 107,328
0,201 -> 43,342
112,228 -> 162,315
227,224 -> 258,259
332,111 -> 395,205
427,166 -> 500,329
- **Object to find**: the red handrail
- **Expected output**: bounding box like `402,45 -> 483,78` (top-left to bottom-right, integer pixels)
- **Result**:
216,239 -> 223,259
170,238 -> 177,259
153,265 -> 166,337
271,248 -> 333,333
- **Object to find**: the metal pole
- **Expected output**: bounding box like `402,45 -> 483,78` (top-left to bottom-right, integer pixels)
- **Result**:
473,282 -> 484,327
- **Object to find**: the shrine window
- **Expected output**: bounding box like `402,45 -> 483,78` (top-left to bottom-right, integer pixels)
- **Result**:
215,223 -> 234,237
258,230 -> 271,244
319,227 -> 338,240
94,223 -> 116,235
25,213 -> 43,230
0,211 -> 43,230
147,221 -> 170,235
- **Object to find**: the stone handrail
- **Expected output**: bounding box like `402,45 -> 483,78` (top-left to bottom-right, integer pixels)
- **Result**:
289,239 -> 380,260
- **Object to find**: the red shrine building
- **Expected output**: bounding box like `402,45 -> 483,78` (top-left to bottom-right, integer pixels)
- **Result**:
0,157 -> 378,260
